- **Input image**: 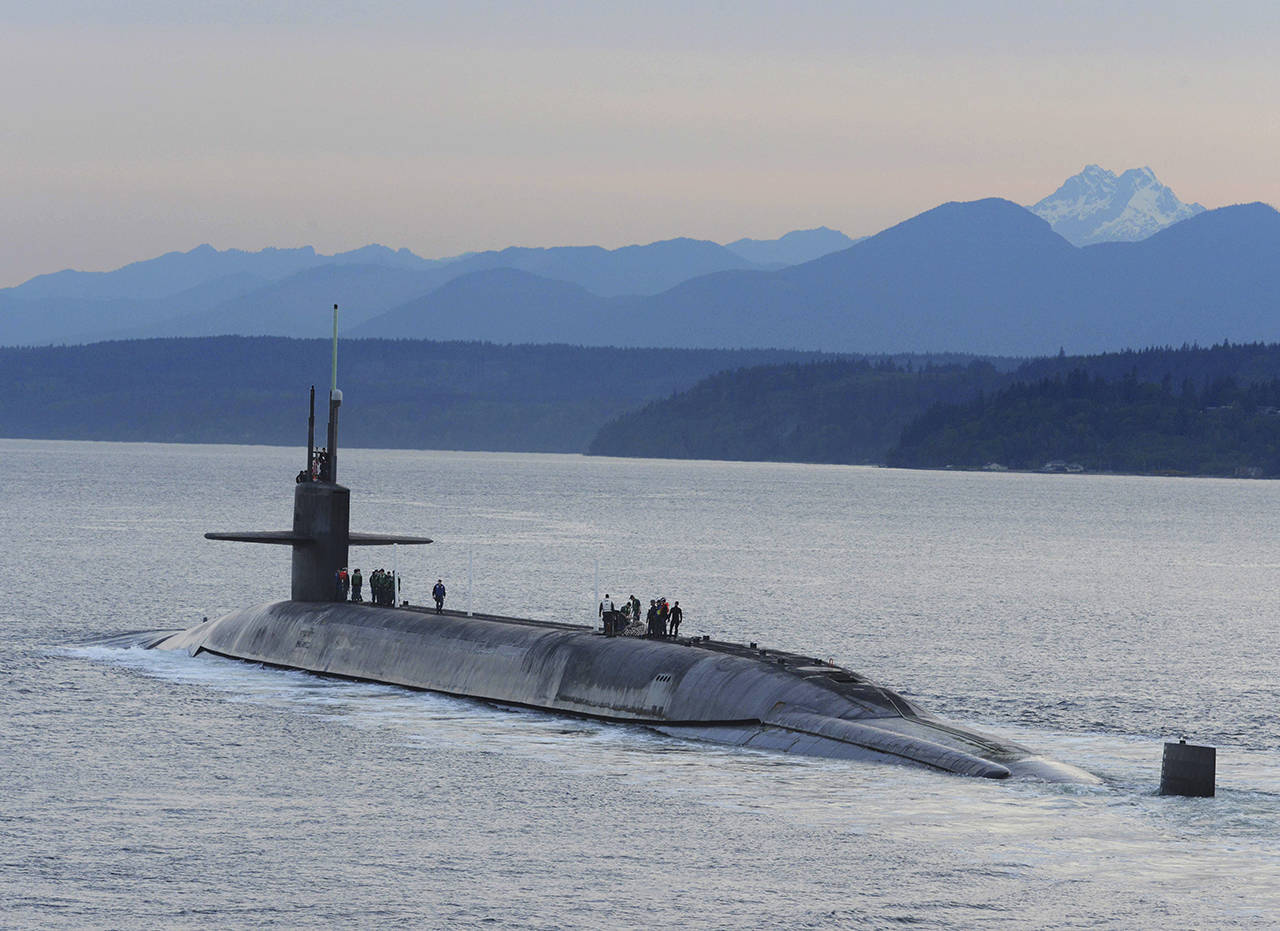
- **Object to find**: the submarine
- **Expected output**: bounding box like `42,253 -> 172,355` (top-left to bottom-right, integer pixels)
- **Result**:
146,310 -> 1099,783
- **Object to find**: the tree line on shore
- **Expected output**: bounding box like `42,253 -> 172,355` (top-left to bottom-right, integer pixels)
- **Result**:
0,337 -> 824,452
590,341 -> 1280,477
9,335 -> 1280,477
886,366 -> 1280,476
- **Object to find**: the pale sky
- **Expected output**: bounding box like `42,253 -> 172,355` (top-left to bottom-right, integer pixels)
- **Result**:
2,1 -> 1278,286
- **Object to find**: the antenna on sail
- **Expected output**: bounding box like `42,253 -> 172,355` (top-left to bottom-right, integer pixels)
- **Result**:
330,303 -> 339,396
205,303 -> 431,602
306,385 -> 316,477
325,304 -> 342,482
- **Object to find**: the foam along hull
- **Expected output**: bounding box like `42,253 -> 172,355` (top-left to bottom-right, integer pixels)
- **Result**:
151,600 -> 1099,783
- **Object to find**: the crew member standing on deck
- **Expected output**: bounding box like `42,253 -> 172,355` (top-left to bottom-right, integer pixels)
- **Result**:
599,593 -> 615,633
351,568 -> 363,602
433,579 -> 446,614
669,601 -> 683,637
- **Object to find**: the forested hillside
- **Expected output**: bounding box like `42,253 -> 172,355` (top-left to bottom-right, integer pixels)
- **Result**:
0,338 -> 824,452
589,342 -> 1280,476
887,367 -> 1280,476
14,336 -> 1280,475
1015,342 -> 1280,387
588,358 -> 1006,463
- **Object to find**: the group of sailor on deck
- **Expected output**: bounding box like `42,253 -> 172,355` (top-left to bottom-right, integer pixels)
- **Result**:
334,567 -> 400,606
599,593 -> 683,638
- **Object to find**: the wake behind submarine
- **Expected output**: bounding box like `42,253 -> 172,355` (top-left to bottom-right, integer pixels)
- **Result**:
147,310 -> 1098,783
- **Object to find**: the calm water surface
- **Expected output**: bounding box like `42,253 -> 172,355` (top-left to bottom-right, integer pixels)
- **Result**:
3,439 -> 1278,928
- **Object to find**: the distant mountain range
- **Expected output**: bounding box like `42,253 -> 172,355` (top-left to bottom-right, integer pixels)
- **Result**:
5,168 -> 1272,357
725,227 -> 859,267
1028,165 -> 1204,246
0,230 -> 846,346
365,197 -> 1272,357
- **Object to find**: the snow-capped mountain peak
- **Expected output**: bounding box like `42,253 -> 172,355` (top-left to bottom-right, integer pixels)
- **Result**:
1029,165 -> 1205,246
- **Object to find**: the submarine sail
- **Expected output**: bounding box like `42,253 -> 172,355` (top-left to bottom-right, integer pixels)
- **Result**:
203,306 -> 432,600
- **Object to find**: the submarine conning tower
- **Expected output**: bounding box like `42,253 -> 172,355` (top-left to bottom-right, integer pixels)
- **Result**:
289,475 -> 352,601
205,305 -> 432,601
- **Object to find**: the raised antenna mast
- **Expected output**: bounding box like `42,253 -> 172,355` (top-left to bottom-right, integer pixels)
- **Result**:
325,304 -> 342,482
306,385 -> 315,475
330,303 -> 339,395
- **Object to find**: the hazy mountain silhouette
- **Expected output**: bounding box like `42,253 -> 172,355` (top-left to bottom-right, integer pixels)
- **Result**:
439,237 -> 759,297
349,198 -> 1280,356
8,196 -> 1280,356
350,268 -> 631,344
328,244 -> 440,270
1067,202 -> 1280,348
604,199 -> 1078,353
147,265 -> 448,338
1,236 -> 780,345
0,272 -> 272,346
621,200 -> 1280,355
1,243 -> 447,345
12,244 -> 342,302
365,201 -> 1068,351
726,227 -> 859,267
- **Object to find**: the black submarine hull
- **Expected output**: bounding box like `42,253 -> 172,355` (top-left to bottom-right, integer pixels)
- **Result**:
151,600 -> 1099,783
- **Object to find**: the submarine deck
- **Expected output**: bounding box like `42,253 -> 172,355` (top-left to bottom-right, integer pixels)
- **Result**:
326,599 -> 928,722
363,599 -> 866,681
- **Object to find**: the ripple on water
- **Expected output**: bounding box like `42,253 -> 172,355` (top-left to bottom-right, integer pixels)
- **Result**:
6,442 -> 1280,928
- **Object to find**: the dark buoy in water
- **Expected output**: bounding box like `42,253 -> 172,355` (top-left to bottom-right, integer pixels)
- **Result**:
1159,738 -> 1215,797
